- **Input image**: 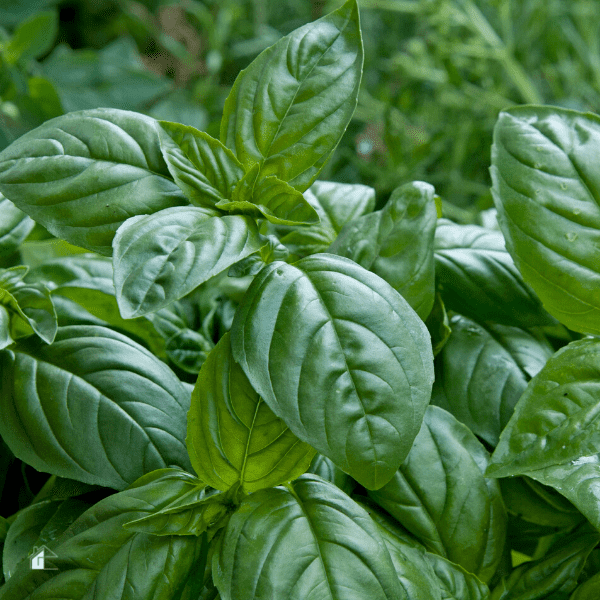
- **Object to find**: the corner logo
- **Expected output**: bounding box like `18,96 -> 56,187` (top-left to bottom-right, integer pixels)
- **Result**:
29,546 -> 58,571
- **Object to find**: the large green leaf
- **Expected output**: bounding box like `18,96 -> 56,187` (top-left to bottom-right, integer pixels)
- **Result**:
431,314 -> 554,446
113,206 -> 262,318
0,325 -> 192,490
487,338 -> 600,479
434,219 -> 555,328
330,181 -> 437,320
187,332 -> 316,493
212,474 -> 405,600
220,0 -> 363,191
490,106 -> 600,335
368,406 -> 506,583
230,253 -> 434,490
157,121 -> 244,207
0,195 -> 34,257
0,469 -> 207,600
0,109 -> 187,255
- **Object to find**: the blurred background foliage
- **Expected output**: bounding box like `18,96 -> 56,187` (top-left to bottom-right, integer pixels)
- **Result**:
1,0 -> 600,221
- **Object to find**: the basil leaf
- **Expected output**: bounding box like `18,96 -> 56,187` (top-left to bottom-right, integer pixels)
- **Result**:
308,454 -> 356,496
0,469 -> 207,599
0,325 -> 192,490
487,338 -> 600,478
0,305 -> 13,350
425,552 -> 491,600
424,292 -> 452,357
434,219 -> 555,328
0,195 -> 34,258
490,106 -> 600,335
368,406 -> 507,583
3,10 -> 57,65
571,572 -> 600,600
0,109 -> 187,255
113,206 -> 262,318
187,332 -> 316,493
165,328 -> 213,374
330,181 -> 437,320
231,253 -> 434,490
212,474 -> 404,600
157,120 -> 244,207
431,314 -> 554,446
220,0 -> 363,191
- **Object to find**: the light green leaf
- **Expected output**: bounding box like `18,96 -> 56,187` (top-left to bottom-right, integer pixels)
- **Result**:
0,326 -> 192,490
0,305 -> 13,350
0,108 -> 187,255
487,338 -> 600,478
231,253 -> 434,490
220,0 -> 363,191
0,469 -> 207,599
434,219 -> 556,328
490,106 -> 600,335
113,206 -> 262,318
213,474 -> 405,600
0,195 -> 34,257
157,120 -> 244,207
187,332 -> 316,493
330,181 -> 437,320
368,406 -> 507,582
431,314 -> 554,446
3,10 -> 58,64
308,454 -> 355,496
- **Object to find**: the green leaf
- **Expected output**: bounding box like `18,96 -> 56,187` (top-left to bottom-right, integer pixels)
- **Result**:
487,338 -> 600,478
231,253 -> 434,490
3,10 -> 58,64
165,327 -> 213,374
157,120 -> 245,207
0,305 -> 13,350
431,314 -> 554,446
308,454 -> 356,496
228,235 -> 290,278
0,325 -> 192,490
368,406 -> 507,582
0,469 -> 207,599
330,181 -> 437,320
0,108 -> 187,255
571,572 -> 600,600
434,219 -> 555,328
217,172 -> 320,226
0,195 -> 34,257
490,106 -> 600,335
212,474 -> 405,600
425,552 -> 491,600
220,0 -> 363,191
113,206 -> 263,318
187,332 -> 316,493
424,292 -> 452,357
491,525 -> 599,600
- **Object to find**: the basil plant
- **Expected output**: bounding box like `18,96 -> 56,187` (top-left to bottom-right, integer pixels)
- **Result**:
1,1 -> 600,598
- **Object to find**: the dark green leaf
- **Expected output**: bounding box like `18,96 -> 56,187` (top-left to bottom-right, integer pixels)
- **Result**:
368,406 -> 507,582
0,195 -> 34,257
425,552 -> 491,600
0,305 -> 13,349
490,106 -> 600,335
0,325 -> 192,490
424,292 -> 452,356
165,328 -> 213,374
220,0 -> 363,191
231,254 -> 434,490
113,206 -> 262,318
213,474 -> 404,600
571,572 -> 600,600
308,454 -> 355,496
0,108 -> 187,255
187,332 -> 316,493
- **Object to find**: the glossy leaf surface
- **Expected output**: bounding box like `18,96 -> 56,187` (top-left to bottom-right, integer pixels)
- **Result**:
231,253 -> 435,490
490,106 -> 600,334
113,206 -> 262,318
0,326 -> 192,490
220,0 -> 363,191
187,332 -> 316,493
213,474 -> 404,600
0,195 -> 34,257
0,109 -> 187,255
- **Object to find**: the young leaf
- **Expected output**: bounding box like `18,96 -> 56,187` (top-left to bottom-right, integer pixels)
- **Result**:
157,120 -> 245,207
486,338 -> 600,478
490,106 -> 600,335
186,332 -> 316,493
0,108 -> 187,255
230,253 -> 435,490
112,206 -> 263,318
212,474 -> 405,600
434,219 -> 555,328
0,195 -> 34,258
220,0 -> 363,191
0,326 -> 192,490
368,406 -> 507,583
431,314 -> 554,446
